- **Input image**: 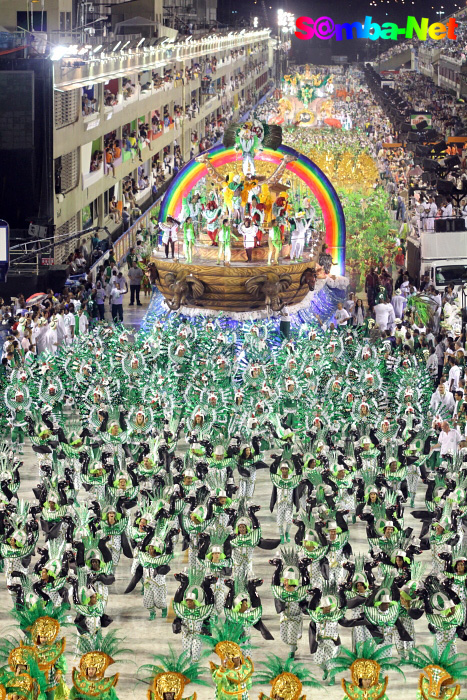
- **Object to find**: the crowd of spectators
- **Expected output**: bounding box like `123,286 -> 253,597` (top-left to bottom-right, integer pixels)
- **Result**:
82,94 -> 98,116
376,9 -> 467,64
364,69 -> 467,236
256,63 -> 467,371
0,229 -> 158,363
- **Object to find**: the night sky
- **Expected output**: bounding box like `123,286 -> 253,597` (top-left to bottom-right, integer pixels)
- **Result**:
218,0 -> 464,62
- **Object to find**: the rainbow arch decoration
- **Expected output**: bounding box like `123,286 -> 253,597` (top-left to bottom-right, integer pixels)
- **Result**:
159,143 -> 346,275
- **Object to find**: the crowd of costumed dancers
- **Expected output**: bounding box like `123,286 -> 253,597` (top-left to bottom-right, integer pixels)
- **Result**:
1,307 -> 467,700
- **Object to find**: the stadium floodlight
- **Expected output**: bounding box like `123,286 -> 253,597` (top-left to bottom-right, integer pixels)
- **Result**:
50,46 -> 69,61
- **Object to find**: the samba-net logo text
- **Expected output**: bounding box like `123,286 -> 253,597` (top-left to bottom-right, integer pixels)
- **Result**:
294,15 -> 458,41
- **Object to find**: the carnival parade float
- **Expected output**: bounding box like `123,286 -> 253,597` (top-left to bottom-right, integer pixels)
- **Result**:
153,120 -> 347,317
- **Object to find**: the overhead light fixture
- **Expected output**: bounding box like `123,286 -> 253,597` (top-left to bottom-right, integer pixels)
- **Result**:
92,44 -> 102,53
50,46 -> 68,61
120,40 -> 130,51
112,41 -> 121,51
137,38 -> 145,47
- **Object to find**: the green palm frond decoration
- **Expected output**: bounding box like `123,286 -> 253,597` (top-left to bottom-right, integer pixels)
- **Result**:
407,293 -> 433,327
328,640 -> 406,680
278,546 -> 299,569
407,640 -> 467,681
138,645 -> 210,686
23,649 -> 48,697
0,668 -> 15,697
0,633 -> 22,666
72,500 -> 95,528
77,629 -> 133,661
11,600 -> 71,638
200,619 -> 250,651
12,500 -> 30,529
253,654 -> 322,687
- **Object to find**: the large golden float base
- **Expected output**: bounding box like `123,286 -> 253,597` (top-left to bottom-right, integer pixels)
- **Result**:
152,257 -> 318,313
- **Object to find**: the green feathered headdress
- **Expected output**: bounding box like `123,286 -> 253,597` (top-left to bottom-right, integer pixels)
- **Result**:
0,633 -> 22,667
77,629 -> 133,662
10,600 -> 71,639
138,644 -> 210,686
200,619 -> 250,652
328,640 -> 406,680
9,499 -> 31,531
253,654 -> 322,687
406,640 -> 467,683
71,500 -> 95,540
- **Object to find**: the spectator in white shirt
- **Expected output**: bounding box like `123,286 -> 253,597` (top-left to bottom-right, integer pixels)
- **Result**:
431,420 -> 462,456
426,345 -> 438,380
442,198 -> 453,218
70,294 -> 81,312
78,309 -> 89,336
63,304 -> 75,345
110,282 -> 127,322
429,289 -> 442,333
399,275 -> 411,297
335,302 -> 351,326
391,289 -> 407,318
344,292 -> 355,316
448,356 -> 462,393
429,382 -> 456,413
21,329 -> 32,354
374,300 -> 395,332
116,271 -> 128,292
425,330 -> 435,346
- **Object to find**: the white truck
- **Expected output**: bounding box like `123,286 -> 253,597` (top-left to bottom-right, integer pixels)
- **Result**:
407,227 -> 467,294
